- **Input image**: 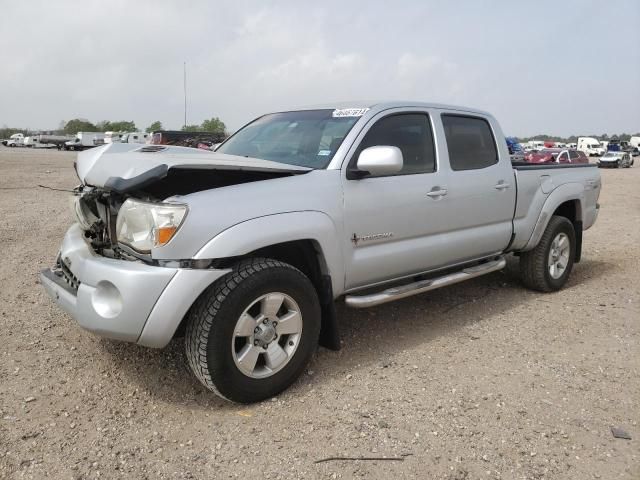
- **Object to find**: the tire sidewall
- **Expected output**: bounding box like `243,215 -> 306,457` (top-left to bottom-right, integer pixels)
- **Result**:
542,218 -> 576,290
205,265 -> 320,403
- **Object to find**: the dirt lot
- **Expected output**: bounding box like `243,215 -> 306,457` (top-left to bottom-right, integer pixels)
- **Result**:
0,147 -> 638,479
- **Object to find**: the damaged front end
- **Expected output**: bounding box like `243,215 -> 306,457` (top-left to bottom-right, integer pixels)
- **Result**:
72,185 -> 135,260
71,144 -> 311,261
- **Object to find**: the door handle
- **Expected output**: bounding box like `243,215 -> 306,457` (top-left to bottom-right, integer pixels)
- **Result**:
494,181 -> 510,190
426,187 -> 448,198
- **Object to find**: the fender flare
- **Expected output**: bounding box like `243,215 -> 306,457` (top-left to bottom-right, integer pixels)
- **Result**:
522,182 -> 585,252
194,211 -> 345,296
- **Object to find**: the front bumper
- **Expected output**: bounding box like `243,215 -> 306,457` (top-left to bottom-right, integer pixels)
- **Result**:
598,161 -> 619,168
40,224 -> 230,347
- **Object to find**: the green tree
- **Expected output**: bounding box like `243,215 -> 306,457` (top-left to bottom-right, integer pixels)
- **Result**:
97,120 -> 137,132
64,119 -> 98,134
146,121 -> 163,133
201,117 -> 226,135
181,124 -> 201,132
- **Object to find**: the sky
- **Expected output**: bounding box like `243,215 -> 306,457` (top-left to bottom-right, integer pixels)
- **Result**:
1,0 -> 639,137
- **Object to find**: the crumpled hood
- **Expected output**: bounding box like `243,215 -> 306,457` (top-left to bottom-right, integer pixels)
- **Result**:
76,142 -> 310,192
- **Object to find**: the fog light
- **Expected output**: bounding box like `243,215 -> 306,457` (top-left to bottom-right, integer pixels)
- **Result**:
92,281 -> 123,318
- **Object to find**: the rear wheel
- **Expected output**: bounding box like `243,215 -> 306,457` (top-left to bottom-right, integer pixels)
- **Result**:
520,215 -> 576,292
185,258 -> 321,403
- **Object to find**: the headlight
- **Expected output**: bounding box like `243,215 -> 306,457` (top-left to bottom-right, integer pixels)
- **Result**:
116,199 -> 187,253
73,195 -> 100,231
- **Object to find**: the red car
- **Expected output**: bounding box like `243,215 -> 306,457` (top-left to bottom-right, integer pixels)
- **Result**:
523,148 -> 589,164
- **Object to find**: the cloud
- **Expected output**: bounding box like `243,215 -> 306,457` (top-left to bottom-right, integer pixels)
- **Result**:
0,0 -> 638,136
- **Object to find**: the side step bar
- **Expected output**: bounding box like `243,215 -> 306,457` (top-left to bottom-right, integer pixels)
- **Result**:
344,257 -> 506,308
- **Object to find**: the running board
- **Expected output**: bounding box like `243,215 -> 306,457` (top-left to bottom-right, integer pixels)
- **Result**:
344,257 -> 506,308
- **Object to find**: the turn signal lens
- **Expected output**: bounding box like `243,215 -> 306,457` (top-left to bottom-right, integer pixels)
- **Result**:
155,226 -> 178,246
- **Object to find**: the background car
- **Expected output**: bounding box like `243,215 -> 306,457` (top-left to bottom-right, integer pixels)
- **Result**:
523,148 -> 589,164
598,151 -> 634,168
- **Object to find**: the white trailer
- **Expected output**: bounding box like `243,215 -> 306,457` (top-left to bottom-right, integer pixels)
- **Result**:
120,132 -> 149,144
524,140 -> 544,151
64,132 -> 105,151
104,131 -> 124,144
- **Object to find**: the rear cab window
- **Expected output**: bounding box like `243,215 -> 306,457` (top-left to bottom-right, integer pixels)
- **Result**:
441,114 -> 498,170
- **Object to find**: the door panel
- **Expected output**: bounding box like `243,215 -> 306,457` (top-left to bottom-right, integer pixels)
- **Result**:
439,113 -> 515,260
343,173 -> 452,289
342,110 -> 454,290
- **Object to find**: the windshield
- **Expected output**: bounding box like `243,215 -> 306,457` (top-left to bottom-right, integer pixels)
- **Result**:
603,152 -> 616,157
216,109 -> 361,168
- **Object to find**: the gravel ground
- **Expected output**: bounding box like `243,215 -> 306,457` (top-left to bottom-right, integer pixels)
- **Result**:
0,147 -> 638,480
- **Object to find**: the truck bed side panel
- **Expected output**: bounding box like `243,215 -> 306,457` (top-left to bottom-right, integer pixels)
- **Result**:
511,165 -> 600,251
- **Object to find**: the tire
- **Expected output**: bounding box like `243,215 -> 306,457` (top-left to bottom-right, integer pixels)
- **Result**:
519,215 -> 576,292
185,258 -> 321,403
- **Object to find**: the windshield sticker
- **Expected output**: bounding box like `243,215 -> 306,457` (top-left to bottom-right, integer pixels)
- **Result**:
317,150 -> 331,156
332,108 -> 369,118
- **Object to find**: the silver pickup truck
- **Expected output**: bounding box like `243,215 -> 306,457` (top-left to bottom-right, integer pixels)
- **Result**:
41,101 -> 601,402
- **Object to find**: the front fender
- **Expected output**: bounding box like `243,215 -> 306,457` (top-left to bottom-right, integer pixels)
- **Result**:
194,211 -> 345,296
522,182 -> 585,251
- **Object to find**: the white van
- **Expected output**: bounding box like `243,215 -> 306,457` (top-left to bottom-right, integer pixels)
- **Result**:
120,132 -> 149,144
630,136 -> 640,150
577,137 -> 605,156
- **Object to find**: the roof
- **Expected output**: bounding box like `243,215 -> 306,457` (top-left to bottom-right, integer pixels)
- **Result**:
282,100 -> 492,117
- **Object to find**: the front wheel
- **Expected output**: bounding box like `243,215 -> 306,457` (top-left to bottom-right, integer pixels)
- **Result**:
519,215 -> 576,292
185,258 -> 321,403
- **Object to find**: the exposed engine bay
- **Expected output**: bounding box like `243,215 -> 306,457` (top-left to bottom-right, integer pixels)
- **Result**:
73,167 -> 301,260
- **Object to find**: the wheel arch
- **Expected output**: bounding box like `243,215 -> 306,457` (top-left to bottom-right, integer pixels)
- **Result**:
522,183 -> 585,260
178,212 -> 344,349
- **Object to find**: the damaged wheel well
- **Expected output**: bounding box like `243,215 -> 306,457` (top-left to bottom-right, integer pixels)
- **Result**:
173,239 -> 340,350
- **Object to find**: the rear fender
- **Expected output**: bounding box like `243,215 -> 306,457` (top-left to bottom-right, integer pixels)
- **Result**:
522,183 -> 584,252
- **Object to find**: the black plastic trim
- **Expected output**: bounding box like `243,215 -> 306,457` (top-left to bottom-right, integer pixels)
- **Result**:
512,163 -> 597,170
104,164 -> 169,193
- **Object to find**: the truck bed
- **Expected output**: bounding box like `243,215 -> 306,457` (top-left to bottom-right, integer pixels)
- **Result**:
509,163 -> 600,252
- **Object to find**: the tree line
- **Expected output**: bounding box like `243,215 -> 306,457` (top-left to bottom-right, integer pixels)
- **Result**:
517,133 -> 640,143
1,117 -> 227,138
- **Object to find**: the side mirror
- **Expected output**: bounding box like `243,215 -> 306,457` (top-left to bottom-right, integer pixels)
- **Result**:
354,146 -> 403,178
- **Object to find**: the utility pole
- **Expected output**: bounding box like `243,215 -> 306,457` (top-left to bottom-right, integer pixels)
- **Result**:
183,61 -> 187,129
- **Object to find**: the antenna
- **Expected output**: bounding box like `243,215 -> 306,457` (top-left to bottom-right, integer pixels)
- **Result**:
183,61 -> 187,128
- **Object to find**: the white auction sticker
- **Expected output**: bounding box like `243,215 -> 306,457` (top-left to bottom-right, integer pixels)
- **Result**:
332,108 -> 370,118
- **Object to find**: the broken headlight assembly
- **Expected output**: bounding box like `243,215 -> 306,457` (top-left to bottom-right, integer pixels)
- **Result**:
115,199 -> 188,253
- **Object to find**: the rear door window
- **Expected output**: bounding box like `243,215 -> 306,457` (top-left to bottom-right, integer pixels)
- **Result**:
441,115 -> 498,171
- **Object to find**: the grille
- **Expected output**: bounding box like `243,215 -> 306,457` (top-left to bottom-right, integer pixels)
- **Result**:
54,256 -> 81,293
